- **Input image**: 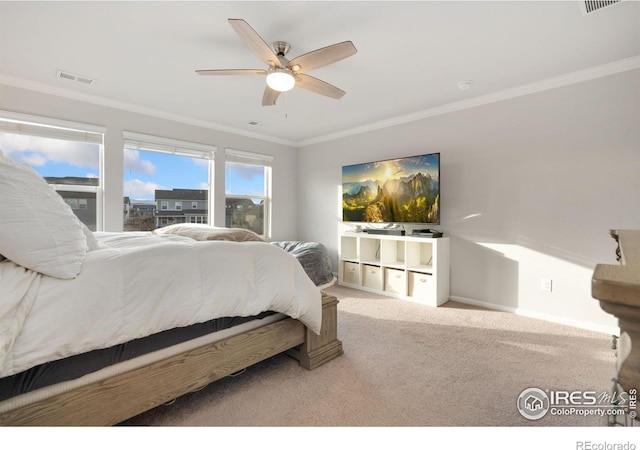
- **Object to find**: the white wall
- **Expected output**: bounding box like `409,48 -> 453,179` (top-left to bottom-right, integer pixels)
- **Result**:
297,69 -> 640,333
0,84 -> 299,240
2,69 -> 637,333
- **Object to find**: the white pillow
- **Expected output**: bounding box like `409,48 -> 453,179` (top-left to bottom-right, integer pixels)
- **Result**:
0,153 -> 88,279
153,223 -> 264,242
152,223 -> 222,241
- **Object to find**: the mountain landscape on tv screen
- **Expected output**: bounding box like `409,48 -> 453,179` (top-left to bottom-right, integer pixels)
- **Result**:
342,171 -> 439,223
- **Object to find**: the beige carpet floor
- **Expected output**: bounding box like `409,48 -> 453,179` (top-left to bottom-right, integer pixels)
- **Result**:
121,284 -> 618,427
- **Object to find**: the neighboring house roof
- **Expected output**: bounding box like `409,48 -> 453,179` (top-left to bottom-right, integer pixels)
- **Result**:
155,189 -> 207,201
45,176 -> 99,186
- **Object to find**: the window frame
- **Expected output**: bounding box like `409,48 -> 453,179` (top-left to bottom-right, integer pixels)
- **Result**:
0,110 -> 105,230
224,148 -> 273,238
123,131 -> 216,230
0,113 -> 281,235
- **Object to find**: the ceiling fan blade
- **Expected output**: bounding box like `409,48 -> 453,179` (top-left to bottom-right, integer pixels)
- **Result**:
288,41 -> 357,73
262,86 -> 281,106
196,69 -> 267,76
295,73 -> 346,99
228,18 -> 281,68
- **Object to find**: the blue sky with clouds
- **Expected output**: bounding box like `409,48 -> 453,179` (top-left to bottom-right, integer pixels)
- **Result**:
1,132 -> 265,201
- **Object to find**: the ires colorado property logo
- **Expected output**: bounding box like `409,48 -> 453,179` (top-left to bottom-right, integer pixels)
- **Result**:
516,387 -> 637,420
517,388 -> 550,420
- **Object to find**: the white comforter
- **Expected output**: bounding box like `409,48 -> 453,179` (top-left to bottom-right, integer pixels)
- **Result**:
0,232 -> 322,378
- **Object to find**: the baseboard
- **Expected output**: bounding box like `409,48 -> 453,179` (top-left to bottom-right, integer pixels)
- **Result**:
449,295 -> 620,336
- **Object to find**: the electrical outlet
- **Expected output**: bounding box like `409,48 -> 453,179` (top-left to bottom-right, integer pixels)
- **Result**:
540,278 -> 553,292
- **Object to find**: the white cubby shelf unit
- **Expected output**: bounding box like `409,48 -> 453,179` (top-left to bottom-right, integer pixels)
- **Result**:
338,233 -> 450,306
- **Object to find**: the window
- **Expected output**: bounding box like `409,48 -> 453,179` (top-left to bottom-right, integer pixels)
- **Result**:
123,132 -> 215,231
225,149 -> 272,237
0,112 -> 104,230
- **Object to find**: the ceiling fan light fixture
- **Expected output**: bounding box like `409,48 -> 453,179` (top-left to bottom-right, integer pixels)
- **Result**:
266,68 -> 295,92
197,19 -> 357,106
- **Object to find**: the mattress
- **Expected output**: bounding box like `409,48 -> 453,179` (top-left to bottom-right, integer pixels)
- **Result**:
0,311 -> 287,409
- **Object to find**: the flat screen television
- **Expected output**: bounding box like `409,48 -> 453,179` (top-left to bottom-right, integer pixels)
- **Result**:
342,152 -> 440,224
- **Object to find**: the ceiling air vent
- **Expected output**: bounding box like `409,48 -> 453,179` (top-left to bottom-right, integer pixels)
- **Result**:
56,70 -> 95,85
581,0 -> 622,14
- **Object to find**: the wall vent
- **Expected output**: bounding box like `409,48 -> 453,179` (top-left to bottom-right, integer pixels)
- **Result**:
581,0 -> 622,15
56,70 -> 95,85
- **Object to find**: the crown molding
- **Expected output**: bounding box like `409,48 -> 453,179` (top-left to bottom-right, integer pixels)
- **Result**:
1,55 -> 639,149
297,55 -> 640,147
0,73 -> 297,148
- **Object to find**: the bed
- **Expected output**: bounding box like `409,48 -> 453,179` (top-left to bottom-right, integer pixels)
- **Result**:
0,153 -> 343,426
150,223 -> 337,288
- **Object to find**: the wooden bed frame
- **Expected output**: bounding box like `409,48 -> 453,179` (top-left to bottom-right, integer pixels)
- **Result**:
0,292 -> 342,426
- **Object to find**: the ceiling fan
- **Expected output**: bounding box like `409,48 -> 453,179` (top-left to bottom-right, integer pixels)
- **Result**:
196,19 -> 357,106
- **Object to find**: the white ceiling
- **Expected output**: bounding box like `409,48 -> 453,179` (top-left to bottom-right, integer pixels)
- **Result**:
1,1 -> 639,146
